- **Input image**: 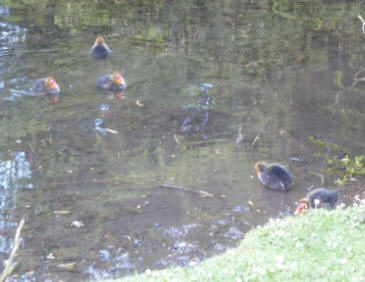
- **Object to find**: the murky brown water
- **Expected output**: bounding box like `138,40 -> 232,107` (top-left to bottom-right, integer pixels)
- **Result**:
1,1 -> 365,281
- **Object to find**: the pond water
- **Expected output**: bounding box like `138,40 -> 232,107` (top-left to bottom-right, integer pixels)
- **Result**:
1,1 -> 365,281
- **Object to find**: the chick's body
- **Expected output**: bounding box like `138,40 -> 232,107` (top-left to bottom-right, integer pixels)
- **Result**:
96,72 -> 126,92
255,162 -> 293,191
308,188 -> 338,209
295,188 -> 339,215
32,77 -> 60,95
90,37 -> 111,60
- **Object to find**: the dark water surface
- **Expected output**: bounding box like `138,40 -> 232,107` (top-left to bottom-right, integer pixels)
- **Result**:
1,1 -> 365,280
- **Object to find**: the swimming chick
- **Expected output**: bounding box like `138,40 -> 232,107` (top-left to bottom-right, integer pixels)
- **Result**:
96,71 -> 127,92
295,188 -> 339,215
90,37 -> 111,60
32,77 -> 60,95
254,162 -> 293,192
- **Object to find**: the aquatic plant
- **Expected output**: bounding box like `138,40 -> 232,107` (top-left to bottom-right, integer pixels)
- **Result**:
333,155 -> 365,184
309,137 -> 365,184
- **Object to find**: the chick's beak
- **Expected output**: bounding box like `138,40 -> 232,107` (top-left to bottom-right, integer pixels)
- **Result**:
118,77 -> 125,85
114,74 -> 124,85
295,203 -> 306,215
47,78 -> 57,89
49,81 -> 57,89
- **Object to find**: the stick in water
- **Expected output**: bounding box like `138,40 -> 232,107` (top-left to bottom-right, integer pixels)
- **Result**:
358,15 -> 365,34
0,219 -> 25,282
160,184 -> 214,198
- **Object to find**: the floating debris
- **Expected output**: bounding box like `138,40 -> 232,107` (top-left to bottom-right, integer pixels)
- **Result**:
290,157 -> 303,162
104,128 -> 119,134
136,100 -> 144,107
198,83 -> 214,91
249,134 -> 260,150
57,262 -> 76,270
358,15 -> 365,34
100,249 -> 110,261
71,221 -> 85,228
53,210 -> 72,215
236,127 -> 244,144
99,104 -> 110,111
46,253 -> 55,260
94,118 -> 107,135
160,184 -> 215,198
233,206 -> 250,213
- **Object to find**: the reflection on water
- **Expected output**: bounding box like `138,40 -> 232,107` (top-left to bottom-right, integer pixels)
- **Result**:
0,0 -> 364,280
0,152 -> 32,191
0,152 -> 32,257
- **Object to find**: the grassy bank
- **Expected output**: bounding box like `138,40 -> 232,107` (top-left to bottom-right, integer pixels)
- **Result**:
115,207 -> 365,282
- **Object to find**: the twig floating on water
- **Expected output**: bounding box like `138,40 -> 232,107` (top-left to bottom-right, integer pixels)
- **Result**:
348,68 -> 365,89
160,184 -> 214,198
290,157 -> 304,162
174,134 -> 180,145
249,134 -> 260,150
54,210 -> 72,215
104,128 -> 119,134
57,262 -> 76,270
0,219 -> 25,282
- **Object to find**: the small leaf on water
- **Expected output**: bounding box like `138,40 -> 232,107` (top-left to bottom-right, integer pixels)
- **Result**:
248,201 -> 254,206
136,205 -> 142,209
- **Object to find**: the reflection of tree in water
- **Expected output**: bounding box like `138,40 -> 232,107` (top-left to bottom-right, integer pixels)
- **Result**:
0,152 -> 32,254
180,84 -> 214,140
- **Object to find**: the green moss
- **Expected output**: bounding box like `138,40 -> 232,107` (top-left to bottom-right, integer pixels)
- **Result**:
109,207 -> 365,282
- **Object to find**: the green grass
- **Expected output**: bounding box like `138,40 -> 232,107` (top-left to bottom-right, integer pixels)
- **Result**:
114,207 -> 365,282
